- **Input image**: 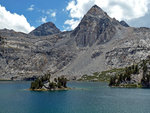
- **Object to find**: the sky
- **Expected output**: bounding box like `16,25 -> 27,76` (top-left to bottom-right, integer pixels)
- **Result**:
0,0 -> 150,33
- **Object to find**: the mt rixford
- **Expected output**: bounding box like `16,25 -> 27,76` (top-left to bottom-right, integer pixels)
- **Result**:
0,5 -> 150,80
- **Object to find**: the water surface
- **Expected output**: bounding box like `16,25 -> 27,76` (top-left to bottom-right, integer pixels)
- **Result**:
0,81 -> 150,113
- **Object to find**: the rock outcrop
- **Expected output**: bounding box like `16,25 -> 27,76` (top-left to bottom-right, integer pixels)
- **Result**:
119,20 -> 129,27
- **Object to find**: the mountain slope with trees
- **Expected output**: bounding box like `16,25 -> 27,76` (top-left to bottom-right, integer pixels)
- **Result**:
109,56 -> 150,88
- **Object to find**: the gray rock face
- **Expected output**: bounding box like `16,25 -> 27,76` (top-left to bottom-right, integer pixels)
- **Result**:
119,21 -> 129,27
29,22 -> 61,36
72,5 -> 118,47
0,29 -> 28,37
0,5 -> 150,80
105,27 -> 150,69
0,30 -> 77,80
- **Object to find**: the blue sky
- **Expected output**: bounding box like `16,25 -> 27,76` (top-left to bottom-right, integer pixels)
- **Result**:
0,0 -> 150,33
0,0 -> 70,31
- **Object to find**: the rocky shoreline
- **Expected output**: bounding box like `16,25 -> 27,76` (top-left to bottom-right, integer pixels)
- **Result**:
29,87 -> 71,91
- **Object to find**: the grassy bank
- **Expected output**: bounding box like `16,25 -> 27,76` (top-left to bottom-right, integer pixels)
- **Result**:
78,68 -> 125,82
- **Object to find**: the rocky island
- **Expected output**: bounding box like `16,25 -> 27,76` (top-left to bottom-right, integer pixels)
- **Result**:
30,74 -> 69,91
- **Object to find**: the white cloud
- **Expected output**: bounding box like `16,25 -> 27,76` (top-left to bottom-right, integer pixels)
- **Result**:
41,17 -> 47,23
64,19 -> 80,30
27,5 -> 34,11
65,0 -> 150,30
66,0 -> 95,19
51,12 -> 56,17
0,5 -> 35,33
41,9 -> 56,18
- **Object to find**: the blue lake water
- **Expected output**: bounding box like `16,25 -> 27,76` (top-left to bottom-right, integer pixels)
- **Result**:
0,81 -> 150,113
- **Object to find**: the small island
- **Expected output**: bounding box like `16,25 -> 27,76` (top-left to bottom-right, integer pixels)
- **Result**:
30,74 -> 69,91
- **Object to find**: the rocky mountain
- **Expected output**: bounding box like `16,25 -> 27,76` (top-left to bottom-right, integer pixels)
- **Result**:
0,29 -> 28,37
0,5 -> 150,80
71,5 -> 123,47
29,22 -> 61,36
119,21 -> 129,27
71,5 -> 118,47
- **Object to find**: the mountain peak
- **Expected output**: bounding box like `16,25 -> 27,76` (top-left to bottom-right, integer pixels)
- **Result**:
92,4 -> 100,8
29,22 -> 60,36
90,5 -> 102,10
86,5 -> 108,18
71,5 -> 117,47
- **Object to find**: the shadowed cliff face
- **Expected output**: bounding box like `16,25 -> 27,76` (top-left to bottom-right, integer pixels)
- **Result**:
0,5 -> 150,80
119,21 -> 129,27
29,22 -> 61,36
72,5 -> 119,47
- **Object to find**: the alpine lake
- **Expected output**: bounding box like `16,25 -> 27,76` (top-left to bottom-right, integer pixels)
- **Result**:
0,81 -> 150,113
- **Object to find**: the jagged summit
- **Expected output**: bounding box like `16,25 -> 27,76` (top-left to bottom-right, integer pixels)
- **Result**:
87,5 -> 129,27
71,5 -> 118,47
29,22 -> 61,36
86,5 -> 109,19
